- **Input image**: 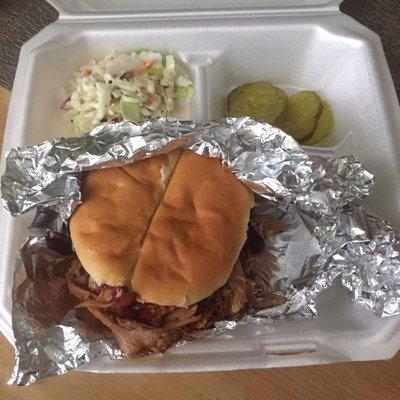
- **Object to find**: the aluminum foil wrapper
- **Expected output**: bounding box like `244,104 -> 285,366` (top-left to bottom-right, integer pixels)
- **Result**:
2,117 -> 399,385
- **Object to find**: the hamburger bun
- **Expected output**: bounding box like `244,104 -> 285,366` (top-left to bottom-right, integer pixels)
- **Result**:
70,149 -> 254,307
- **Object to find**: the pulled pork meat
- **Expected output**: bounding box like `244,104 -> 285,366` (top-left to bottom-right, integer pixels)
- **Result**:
66,261 -> 250,357
66,260 -> 201,358
194,261 -> 250,330
87,307 -> 178,358
66,214 -> 289,358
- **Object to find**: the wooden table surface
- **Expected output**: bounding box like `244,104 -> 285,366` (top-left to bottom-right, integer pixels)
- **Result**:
0,85 -> 400,399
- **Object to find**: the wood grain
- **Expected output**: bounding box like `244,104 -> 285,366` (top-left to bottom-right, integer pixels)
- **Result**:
0,85 -> 400,399
0,86 -> 9,151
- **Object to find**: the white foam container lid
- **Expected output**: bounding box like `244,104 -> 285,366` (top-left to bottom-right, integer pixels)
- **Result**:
1,0 -> 400,373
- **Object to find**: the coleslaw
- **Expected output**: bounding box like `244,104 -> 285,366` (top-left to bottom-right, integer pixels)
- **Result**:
62,50 -> 194,135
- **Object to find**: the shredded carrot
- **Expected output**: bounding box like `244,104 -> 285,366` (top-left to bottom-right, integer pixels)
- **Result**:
145,93 -> 156,105
82,69 -> 91,77
132,59 -> 154,76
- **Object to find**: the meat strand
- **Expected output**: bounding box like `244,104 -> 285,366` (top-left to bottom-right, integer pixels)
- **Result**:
87,307 -> 175,358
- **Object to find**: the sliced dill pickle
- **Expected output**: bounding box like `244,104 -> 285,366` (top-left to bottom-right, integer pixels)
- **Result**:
227,81 -> 288,124
275,91 -> 322,140
303,101 -> 334,146
226,84 -> 248,109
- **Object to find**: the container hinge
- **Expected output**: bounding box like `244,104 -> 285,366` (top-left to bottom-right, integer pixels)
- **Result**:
54,6 -> 342,23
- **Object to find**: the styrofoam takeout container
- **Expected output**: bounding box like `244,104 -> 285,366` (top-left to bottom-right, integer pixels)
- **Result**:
1,0 -> 400,374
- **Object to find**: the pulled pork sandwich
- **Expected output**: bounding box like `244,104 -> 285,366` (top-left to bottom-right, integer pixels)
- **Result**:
66,148 -> 287,358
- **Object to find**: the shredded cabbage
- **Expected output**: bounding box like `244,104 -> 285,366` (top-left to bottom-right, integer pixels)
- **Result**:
62,51 -> 193,135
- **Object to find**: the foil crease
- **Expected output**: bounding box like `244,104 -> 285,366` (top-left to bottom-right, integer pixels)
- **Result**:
1,117 -> 399,386
1,118 -> 373,218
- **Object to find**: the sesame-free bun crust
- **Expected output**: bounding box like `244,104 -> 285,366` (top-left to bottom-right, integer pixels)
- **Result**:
70,149 -> 254,307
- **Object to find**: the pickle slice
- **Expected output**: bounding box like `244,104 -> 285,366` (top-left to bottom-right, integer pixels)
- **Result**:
303,101 -> 334,146
275,91 -> 322,140
227,83 -> 248,105
227,81 -> 288,124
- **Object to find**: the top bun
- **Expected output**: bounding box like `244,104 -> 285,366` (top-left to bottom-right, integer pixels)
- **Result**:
70,149 -> 254,307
